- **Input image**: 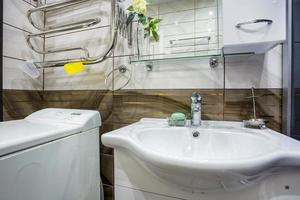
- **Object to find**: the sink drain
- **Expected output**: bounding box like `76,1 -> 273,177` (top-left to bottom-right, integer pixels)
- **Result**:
192,131 -> 200,137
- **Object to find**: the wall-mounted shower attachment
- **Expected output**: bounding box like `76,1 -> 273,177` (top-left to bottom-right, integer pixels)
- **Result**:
117,3 -> 133,46
105,65 -> 132,91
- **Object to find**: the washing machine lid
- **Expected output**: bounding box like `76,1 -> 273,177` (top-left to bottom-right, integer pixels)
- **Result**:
0,108 -> 101,157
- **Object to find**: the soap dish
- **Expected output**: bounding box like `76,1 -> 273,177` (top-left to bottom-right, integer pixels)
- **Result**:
167,117 -> 186,127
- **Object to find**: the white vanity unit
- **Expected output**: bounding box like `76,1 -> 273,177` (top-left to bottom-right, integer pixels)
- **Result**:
102,119 -> 300,200
222,0 -> 286,54
0,109 -> 102,200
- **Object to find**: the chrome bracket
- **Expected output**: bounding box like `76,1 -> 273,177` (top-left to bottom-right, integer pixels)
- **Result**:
146,62 -> 153,71
209,57 -> 219,68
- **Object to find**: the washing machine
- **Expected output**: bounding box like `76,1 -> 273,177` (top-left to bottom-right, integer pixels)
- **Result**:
0,108 -> 103,200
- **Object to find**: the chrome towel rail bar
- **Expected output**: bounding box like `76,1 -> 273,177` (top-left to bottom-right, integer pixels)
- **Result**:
169,36 -> 211,45
27,0 -> 119,68
27,0 -> 93,31
26,18 -> 101,56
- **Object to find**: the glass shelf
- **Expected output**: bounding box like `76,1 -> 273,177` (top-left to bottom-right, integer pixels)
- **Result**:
129,50 -> 255,63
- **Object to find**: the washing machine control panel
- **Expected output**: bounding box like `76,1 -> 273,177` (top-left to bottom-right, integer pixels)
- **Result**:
25,108 -> 101,130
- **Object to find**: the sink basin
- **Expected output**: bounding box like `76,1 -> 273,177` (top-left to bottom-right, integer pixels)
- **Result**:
102,119 -> 300,192
136,128 -> 278,160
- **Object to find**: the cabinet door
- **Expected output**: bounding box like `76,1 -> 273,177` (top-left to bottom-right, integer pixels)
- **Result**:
222,0 -> 286,52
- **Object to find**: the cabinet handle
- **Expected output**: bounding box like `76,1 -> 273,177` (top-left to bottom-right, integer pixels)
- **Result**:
236,19 -> 273,28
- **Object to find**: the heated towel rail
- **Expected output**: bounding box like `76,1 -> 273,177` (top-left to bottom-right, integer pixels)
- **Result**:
26,0 -> 120,68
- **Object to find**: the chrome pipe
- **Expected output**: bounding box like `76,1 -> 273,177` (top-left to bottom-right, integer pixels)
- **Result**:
169,36 -> 211,45
33,0 -> 118,68
26,18 -> 100,57
27,18 -> 101,38
27,0 -> 91,31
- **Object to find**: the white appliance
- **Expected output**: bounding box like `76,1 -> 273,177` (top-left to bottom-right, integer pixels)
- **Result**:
0,108 -> 102,200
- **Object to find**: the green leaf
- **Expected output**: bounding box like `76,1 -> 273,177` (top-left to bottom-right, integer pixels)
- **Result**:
144,27 -> 150,38
138,14 -> 147,25
153,18 -> 162,24
152,30 -> 159,42
127,5 -> 134,11
149,23 -> 157,31
144,33 -> 149,38
126,12 -> 136,26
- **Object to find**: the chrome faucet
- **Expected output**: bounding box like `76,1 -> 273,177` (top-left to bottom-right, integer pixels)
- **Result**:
191,92 -> 202,126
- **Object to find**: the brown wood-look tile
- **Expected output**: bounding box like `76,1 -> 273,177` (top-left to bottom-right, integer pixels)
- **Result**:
43,90 -> 114,122
3,90 -> 43,120
112,89 -> 224,125
100,122 -> 115,155
101,153 -> 114,186
43,91 -> 73,109
224,89 -> 282,132
103,185 -> 114,200
70,90 -> 99,109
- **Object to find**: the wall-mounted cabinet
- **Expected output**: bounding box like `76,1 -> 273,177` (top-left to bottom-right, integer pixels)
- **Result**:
222,0 -> 286,54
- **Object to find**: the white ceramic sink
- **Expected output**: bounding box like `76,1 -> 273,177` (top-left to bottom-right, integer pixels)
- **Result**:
102,119 -> 300,192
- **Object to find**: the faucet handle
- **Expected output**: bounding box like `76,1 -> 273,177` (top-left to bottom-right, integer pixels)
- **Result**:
191,92 -> 202,103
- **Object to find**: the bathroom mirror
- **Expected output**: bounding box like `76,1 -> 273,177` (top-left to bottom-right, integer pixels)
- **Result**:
130,0 -> 221,62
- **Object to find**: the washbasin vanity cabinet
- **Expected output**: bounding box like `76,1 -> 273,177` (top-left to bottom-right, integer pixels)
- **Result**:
222,0 -> 286,54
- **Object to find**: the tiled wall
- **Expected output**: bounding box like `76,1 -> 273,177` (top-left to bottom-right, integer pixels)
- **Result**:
2,0 -> 283,200
3,0 -> 43,90
43,0 -> 113,90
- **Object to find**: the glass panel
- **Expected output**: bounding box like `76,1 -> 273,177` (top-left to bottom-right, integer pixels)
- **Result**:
131,0 -> 220,62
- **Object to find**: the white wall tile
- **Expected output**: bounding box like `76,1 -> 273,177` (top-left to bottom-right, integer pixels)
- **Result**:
43,0 -> 115,91
3,24 -> 43,61
225,45 -> 282,89
3,0 -> 41,32
114,56 -> 224,89
159,0 -> 194,14
3,57 -> 43,90
114,34 -> 134,57
159,10 -> 195,26
44,58 -> 113,90
196,7 -> 217,20
45,0 -> 111,29
45,26 -> 111,61
3,0 -> 44,90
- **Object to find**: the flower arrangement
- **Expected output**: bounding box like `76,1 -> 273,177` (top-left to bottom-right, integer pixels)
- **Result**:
126,0 -> 162,42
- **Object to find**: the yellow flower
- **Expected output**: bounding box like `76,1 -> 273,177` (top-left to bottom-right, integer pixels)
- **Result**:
131,0 -> 147,15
